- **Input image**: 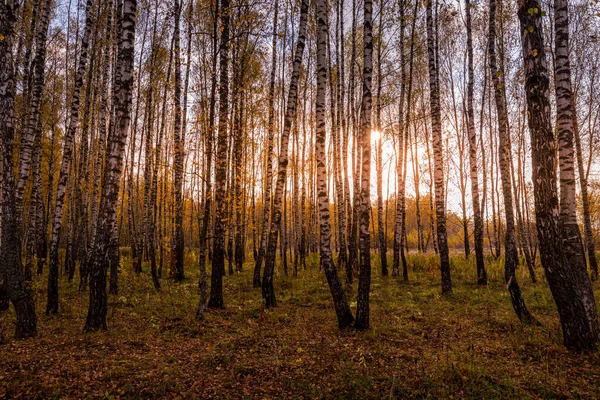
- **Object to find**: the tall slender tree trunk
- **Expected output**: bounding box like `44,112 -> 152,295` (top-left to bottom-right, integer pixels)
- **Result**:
47,0 -> 94,315
253,1 -> 278,287
354,0 -> 373,330
573,95 -> 598,280
76,38 -> 96,292
182,0 -> 192,260
85,0 -> 136,331
316,0 -> 354,329
126,0 -> 141,274
338,0 -> 350,278
209,0 -> 231,308
15,0 -> 50,216
347,0 -> 359,282
465,0 -> 486,285
172,0 -> 185,282
150,30 -> 174,288
489,0 -> 533,322
142,7 -> 159,277
232,55 -> 246,274
393,0 -> 406,279
261,0 -> 309,308
517,0 -> 599,350
197,0 -> 219,319
397,0 -> 416,280
375,0 -> 387,277
426,0 -> 451,294
0,1 -> 37,339
514,117 -> 537,282
21,0 -> 51,284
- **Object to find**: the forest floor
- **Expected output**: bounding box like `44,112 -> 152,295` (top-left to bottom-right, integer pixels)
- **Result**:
2,251 -> 600,399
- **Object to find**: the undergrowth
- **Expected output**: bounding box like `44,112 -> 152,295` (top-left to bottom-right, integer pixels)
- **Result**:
1,250 -> 600,398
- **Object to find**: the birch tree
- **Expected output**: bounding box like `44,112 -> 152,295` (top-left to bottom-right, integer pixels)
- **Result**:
47,0 -> 94,314
316,0 -> 354,328
0,0 -> 37,339
85,0 -> 137,331
465,0 -> 486,285
261,0 -> 309,308
426,0 -> 451,294
172,0 -> 185,282
488,0 -> 533,321
253,0 -> 278,288
354,0 -> 373,330
209,0 -> 230,308
517,0 -> 599,350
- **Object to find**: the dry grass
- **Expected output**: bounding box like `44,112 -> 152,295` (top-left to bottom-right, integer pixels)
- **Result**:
1,251 -> 600,399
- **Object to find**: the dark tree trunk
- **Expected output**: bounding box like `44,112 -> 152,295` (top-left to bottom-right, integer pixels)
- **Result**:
354,0 -> 373,330
85,0 -> 137,332
47,0 -> 94,315
172,0 -> 185,282
517,0 -> 599,350
0,2 -> 37,339
209,0 -> 231,309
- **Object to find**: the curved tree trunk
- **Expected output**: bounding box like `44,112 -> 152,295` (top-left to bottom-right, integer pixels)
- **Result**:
316,0 -> 354,329
488,0 -> 533,322
517,0 -> 599,350
554,0 -> 591,287
555,0 -> 600,346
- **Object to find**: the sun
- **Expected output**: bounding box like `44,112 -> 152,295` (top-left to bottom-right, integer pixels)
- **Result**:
371,129 -> 381,143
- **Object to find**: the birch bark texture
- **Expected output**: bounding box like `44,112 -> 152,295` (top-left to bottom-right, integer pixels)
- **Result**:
426,0 -> 451,294
489,0 -> 533,322
172,0 -> 185,282
261,0 -> 309,308
316,0 -> 355,329
553,0 -> 590,285
209,0 -> 231,309
0,1 -> 37,339
517,0 -> 599,350
465,0 -> 486,285
354,0 -> 373,330
47,0 -> 95,315
85,0 -> 137,332
253,0 -> 278,288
